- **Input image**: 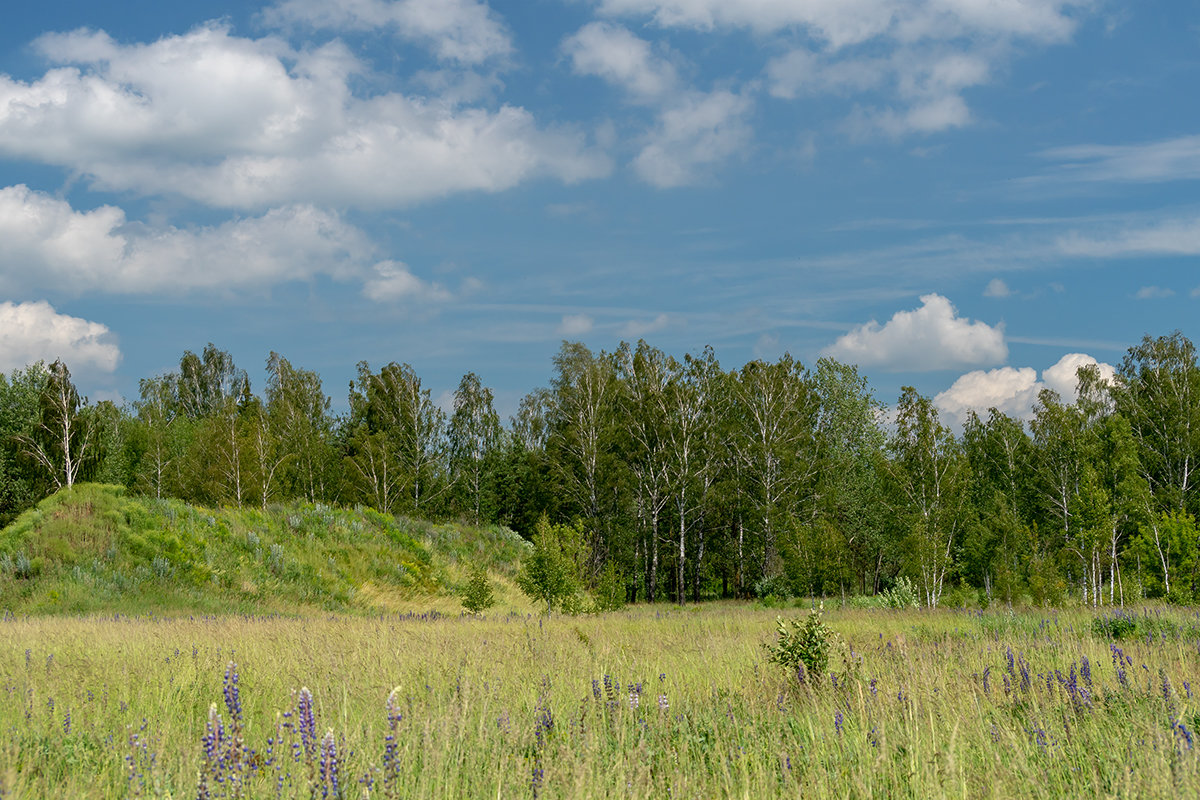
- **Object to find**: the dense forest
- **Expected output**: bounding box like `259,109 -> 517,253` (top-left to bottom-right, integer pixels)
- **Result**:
3,332 -> 1200,608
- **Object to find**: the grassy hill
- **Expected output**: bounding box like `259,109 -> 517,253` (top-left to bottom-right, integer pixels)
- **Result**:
0,483 -> 532,615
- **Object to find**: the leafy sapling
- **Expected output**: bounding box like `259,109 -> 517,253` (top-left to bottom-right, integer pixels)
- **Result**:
460,565 -> 495,615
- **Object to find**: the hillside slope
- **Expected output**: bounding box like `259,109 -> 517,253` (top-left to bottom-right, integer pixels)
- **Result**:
0,484 -> 531,614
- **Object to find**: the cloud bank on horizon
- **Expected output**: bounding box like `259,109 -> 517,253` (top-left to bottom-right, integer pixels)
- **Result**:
0,0 -> 1195,423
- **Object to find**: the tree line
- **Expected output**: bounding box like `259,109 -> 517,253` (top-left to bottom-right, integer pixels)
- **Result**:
3,332 -> 1200,607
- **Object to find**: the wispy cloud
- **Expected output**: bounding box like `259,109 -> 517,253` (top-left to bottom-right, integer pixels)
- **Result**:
1033,134 -> 1200,184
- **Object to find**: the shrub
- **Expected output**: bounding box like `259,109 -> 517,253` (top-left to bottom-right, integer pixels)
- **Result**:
460,566 -> 495,615
591,562 -> 626,613
764,606 -> 837,684
1092,610 -> 1139,640
881,576 -> 920,609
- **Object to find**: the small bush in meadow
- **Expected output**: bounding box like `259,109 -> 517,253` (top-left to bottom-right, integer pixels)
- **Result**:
1092,610 -> 1139,639
881,576 -> 920,609
765,606 -> 838,683
460,566 -> 495,615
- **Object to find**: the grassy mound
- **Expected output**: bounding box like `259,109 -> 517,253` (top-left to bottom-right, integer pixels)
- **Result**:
0,484 -> 530,615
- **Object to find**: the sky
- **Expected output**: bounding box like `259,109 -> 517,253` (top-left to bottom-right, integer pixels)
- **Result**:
1,0 -> 1199,424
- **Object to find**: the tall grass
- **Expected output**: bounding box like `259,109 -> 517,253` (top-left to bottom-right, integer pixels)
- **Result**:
0,603 -> 1198,797
0,484 -> 532,616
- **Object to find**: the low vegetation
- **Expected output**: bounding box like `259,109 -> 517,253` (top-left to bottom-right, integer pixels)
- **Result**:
0,483 -> 529,615
1,604 -> 1198,797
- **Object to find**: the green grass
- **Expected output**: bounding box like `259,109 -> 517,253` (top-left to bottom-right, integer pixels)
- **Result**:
0,484 -> 531,616
0,603 -> 1198,797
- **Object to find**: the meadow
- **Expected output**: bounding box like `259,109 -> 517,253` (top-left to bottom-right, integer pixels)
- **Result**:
0,603 -> 1197,798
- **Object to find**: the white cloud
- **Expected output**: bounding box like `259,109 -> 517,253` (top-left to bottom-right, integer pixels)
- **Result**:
362,261 -> 452,303
620,313 -> 670,338
633,89 -> 753,187
0,185 -> 372,294
597,0 -> 1091,139
1057,216 -> 1200,258
983,278 -> 1011,298
1036,134 -> 1200,184
0,301 -> 120,374
263,0 -> 513,65
1041,352 -> 1115,399
0,25 -> 608,210
562,22 -> 679,103
593,0 -> 1086,44
935,352 -> 1116,425
1135,286 -> 1175,300
934,365 -> 1040,423
559,314 -> 594,336
824,293 -> 1007,371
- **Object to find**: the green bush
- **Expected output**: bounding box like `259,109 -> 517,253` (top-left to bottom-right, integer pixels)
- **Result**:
460,566 -> 495,615
881,576 -> 920,609
1092,611 -> 1139,640
764,606 -> 838,684
591,562 -> 626,612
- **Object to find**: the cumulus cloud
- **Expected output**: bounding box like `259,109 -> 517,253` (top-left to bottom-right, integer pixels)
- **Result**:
562,22 -> 679,103
362,261 -> 452,303
263,0 -> 513,65
594,0 -> 1090,139
0,25 -> 608,210
0,184 -> 374,294
934,352 -> 1116,426
633,89 -> 753,187
0,301 -> 120,374
1135,286 -> 1175,300
984,278 -> 1012,298
559,314 -> 595,336
824,293 -> 1007,371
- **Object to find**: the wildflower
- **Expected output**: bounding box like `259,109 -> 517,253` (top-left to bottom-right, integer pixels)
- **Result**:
834,711 -> 844,736
297,688 -> 318,762
319,730 -> 341,799
223,662 -> 242,727
657,694 -> 669,712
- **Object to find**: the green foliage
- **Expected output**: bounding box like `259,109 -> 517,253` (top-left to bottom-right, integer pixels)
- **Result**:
764,606 -> 838,683
881,576 -> 920,609
0,483 -> 439,614
515,517 -> 582,613
460,566 -> 495,614
1092,611 -> 1139,640
591,562 -> 626,612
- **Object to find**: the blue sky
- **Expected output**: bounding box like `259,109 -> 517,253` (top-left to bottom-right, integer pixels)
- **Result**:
1,0 -> 1198,423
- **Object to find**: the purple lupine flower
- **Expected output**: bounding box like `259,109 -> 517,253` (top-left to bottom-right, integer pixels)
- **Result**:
657,694 -> 668,712
297,688 -> 317,762
530,761 -> 544,800
834,711 -> 843,736
982,667 -> 990,694
382,688 -> 403,794
1176,722 -> 1194,750
1080,655 -> 1091,689
1161,670 -> 1178,723
319,729 -> 341,799
223,663 -> 242,727
869,678 -> 877,697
